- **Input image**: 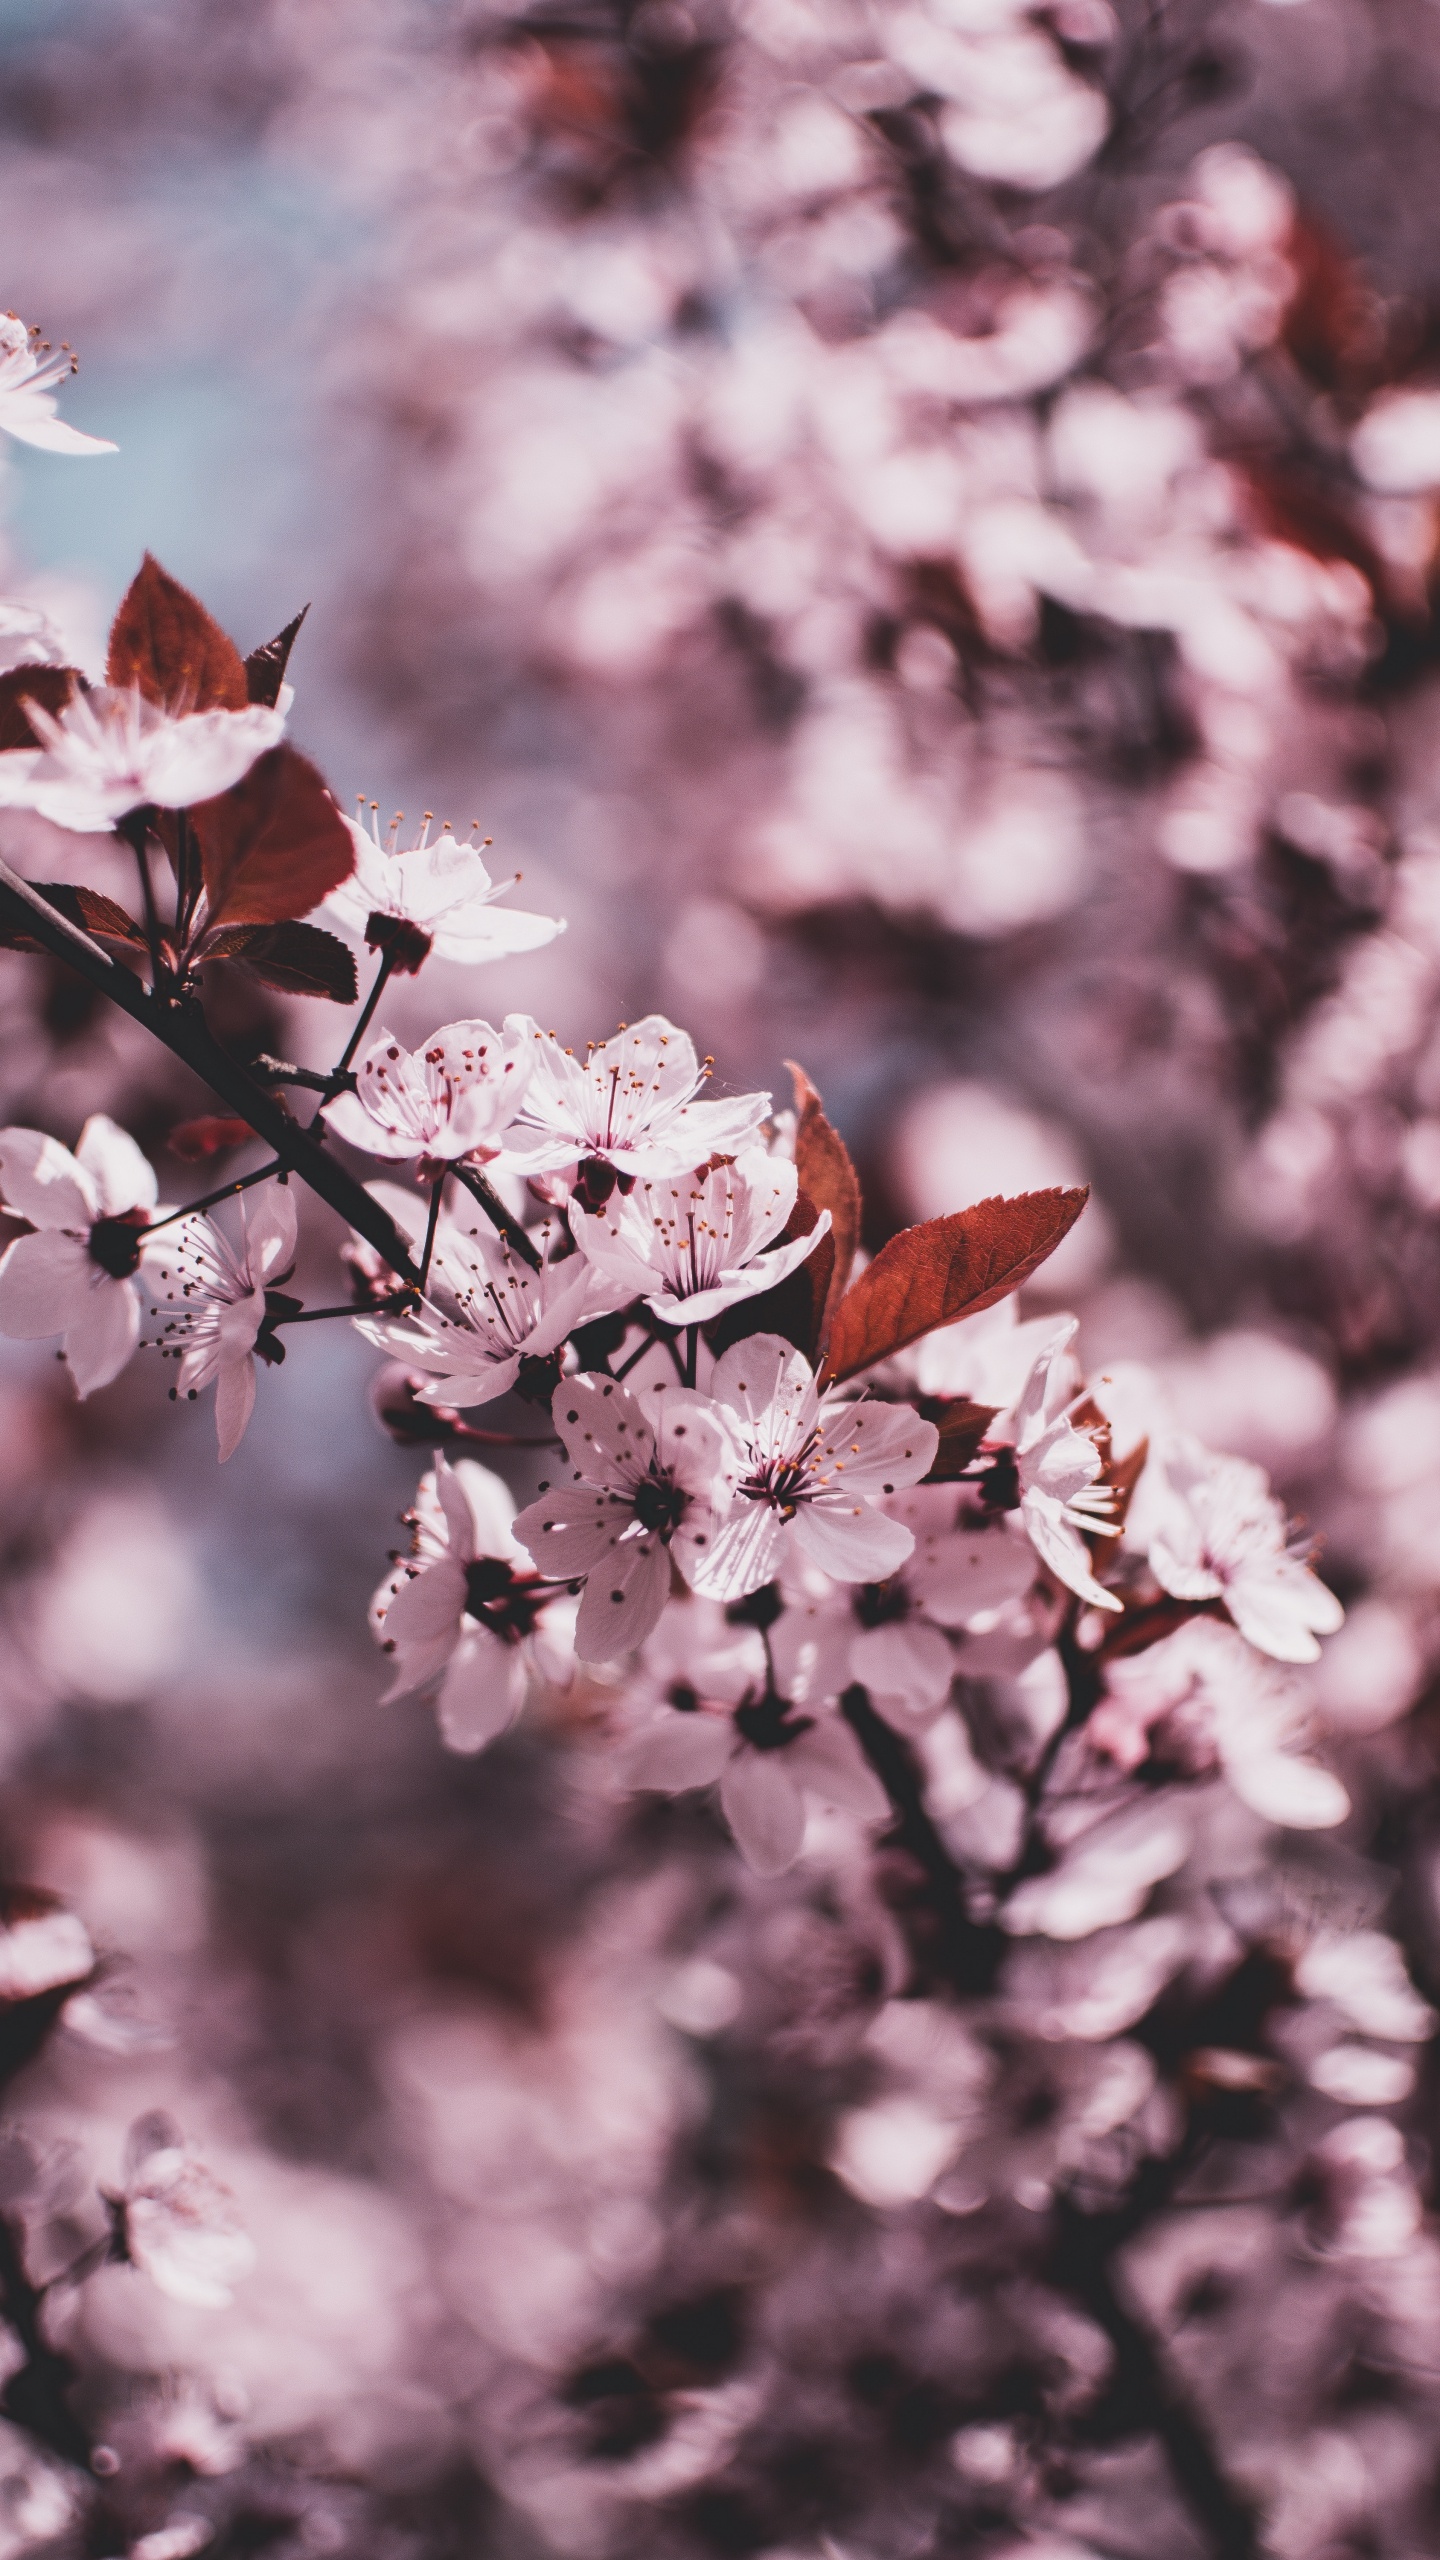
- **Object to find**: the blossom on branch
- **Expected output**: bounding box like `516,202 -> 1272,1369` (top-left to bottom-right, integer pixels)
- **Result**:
515,1372 -> 740,1659
145,1183 -> 298,1461
0,312 -> 116,455
1012,1319 -> 1121,1611
0,685 -> 285,832
323,1019 -> 531,1163
355,1208 -> 619,1406
325,806 -> 564,970
568,1145 -> 831,1326
617,1598 -> 889,1873
111,2115 -> 255,2310
685,1335 -> 939,1599
373,1456 -> 573,1750
0,1115 -> 159,1395
497,1014 -> 771,1197
1144,1433 -> 1345,1663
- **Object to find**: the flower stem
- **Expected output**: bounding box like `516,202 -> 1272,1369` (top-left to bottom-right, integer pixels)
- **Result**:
143,1156 -> 284,1236
448,1160 -> 543,1271
419,1173 -> 444,1295
329,946 -> 395,1084
839,1684 -> 1002,1996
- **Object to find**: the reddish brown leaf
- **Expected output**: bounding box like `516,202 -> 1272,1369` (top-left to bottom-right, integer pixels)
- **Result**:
787,1060 -> 862,1333
923,1398 -> 999,1483
0,881 -> 147,954
167,1116 -> 256,1163
204,918 -> 358,1001
0,665 -> 81,750
245,606 -> 309,707
190,746 -> 355,928
106,553 -> 248,712
822,1187 -> 1089,1386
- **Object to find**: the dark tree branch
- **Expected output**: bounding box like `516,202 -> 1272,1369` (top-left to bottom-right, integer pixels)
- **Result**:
0,861 -> 421,1288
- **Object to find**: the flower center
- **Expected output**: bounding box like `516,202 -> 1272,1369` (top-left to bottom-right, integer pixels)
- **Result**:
632,1471 -> 686,1537
733,1691 -> 814,1753
364,911 -> 433,975
853,1578 -> 909,1629
464,1557 -> 549,1643
87,1210 -> 149,1279
740,1458 -> 811,1520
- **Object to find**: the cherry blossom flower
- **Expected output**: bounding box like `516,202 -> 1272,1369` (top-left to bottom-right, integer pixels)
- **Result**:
496,1014 -> 771,1198
355,1209 -> 621,1407
372,1455 -> 574,1750
0,684 -> 285,833
905,1291 -> 1075,1415
515,1373 -> 740,1659
145,1183 -> 298,1461
111,2116 -> 255,2310
1144,1432 -> 1344,1663
1089,1616 -> 1349,1828
774,1490 -> 1041,1730
323,1018 -> 531,1164
616,1597 -> 889,1873
568,1145 -> 830,1326
324,806 -> 564,970
685,1335 -> 939,1601
1011,1320 -> 1121,1612
0,312 -> 116,455
0,1115 -> 159,1395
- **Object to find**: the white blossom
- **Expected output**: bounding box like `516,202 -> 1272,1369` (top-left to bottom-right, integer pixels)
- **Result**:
1012,1319 -> 1121,1612
1145,1432 -> 1343,1662
324,806 -> 564,965
116,2118 -> 255,2311
515,1372 -> 740,1659
685,1335 -> 938,1600
1090,1616 -> 1350,1828
356,1210 -> 621,1407
0,1116 -> 159,1395
0,684 -> 285,833
568,1145 -> 830,1326
145,1183 -> 298,1461
497,1013 -> 771,1189
373,1456 -> 573,1751
774,1490 -> 1040,1730
617,1597 -> 889,1874
324,1018 -> 531,1164
0,313 -> 116,456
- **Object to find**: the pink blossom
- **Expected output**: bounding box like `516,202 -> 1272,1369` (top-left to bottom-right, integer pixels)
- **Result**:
144,1183 -> 298,1460
1146,1432 -> 1344,1662
373,1456 -> 573,1750
568,1145 -> 830,1327
0,1115 -> 159,1395
497,1014 -> 771,1187
324,1018 -> 531,1164
0,312 -> 116,455
515,1373 -> 739,1659
355,1210 -> 622,1408
325,806 -> 564,965
0,685 -> 285,832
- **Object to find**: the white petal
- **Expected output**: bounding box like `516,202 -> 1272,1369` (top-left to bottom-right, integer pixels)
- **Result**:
553,1371 -> 655,1482
64,1275 -> 140,1397
243,1183 -> 298,1282
383,1556 -> 468,1652
813,1397 -> 939,1499
514,1484 -> 629,1576
575,1535 -> 672,1661
436,1627 -> 526,1752
0,1228 -> 105,1334
74,1114 -> 157,1215
709,1333 -> 818,1462
911,1525 -> 1036,1627
0,1126 -> 94,1228
786,1714 -> 891,1819
1225,1749 -> 1349,1829
794,1501 -> 915,1583
851,1617 -> 954,1710
685,1502 -> 787,1601
619,1710 -> 732,1793
214,1355 -> 257,1462
1226,1556 -> 1345,1663
720,1749 -> 807,1874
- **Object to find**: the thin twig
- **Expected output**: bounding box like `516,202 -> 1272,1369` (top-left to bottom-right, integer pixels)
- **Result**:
448,1160 -> 543,1271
